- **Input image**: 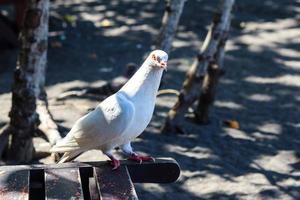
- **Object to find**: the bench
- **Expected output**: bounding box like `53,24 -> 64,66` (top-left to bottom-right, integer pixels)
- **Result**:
0,158 -> 180,199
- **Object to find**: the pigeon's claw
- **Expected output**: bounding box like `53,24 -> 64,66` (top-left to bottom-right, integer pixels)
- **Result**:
109,158 -> 121,170
128,153 -> 155,164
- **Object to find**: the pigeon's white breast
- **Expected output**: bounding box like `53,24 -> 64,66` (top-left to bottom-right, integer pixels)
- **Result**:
99,96 -> 155,151
126,97 -> 155,138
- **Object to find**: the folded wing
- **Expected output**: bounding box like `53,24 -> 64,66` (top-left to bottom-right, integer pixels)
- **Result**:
50,92 -> 135,153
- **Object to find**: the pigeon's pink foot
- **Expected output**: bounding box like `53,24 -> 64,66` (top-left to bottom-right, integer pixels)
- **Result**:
109,158 -> 121,170
128,153 -> 155,164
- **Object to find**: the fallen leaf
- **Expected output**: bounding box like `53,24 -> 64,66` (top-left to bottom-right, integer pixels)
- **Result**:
223,120 -> 240,129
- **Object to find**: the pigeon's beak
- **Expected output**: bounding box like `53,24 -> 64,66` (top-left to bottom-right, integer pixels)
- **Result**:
160,61 -> 168,71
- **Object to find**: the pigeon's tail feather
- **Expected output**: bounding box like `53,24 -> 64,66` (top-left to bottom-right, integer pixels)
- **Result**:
50,145 -> 79,153
50,138 -> 80,153
58,150 -> 82,163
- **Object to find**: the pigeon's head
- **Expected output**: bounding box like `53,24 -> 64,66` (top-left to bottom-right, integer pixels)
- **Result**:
149,50 -> 168,71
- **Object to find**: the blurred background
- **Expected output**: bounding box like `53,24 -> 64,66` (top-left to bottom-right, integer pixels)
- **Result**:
0,0 -> 300,199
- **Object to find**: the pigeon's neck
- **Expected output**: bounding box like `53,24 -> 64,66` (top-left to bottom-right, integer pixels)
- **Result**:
120,60 -> 163,99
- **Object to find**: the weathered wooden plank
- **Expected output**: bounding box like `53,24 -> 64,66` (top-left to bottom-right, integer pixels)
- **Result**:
89,177 -> 100,200
45,168 -> 83,200
94,166 -> 138,200
0,169 -> 29,200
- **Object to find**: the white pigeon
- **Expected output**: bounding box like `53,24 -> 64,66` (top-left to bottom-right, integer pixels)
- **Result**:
50,50 -> 168,169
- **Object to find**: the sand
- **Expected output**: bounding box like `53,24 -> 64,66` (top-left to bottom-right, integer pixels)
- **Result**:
0,0 -> 299,199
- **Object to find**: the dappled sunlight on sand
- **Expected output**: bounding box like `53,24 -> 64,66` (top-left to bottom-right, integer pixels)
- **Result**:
244,75 -> 300,87
0,0 -> 300,199
246,94 -> 274,102
214,100 -> 245,110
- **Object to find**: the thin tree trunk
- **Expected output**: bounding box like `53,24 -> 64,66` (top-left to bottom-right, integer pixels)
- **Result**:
194,63 -> 222,124
161,0 -> 234,134
7,0 -> 50,162
156,0 -> 186,54
161,29 -> 213,134
194,18 -> 231,123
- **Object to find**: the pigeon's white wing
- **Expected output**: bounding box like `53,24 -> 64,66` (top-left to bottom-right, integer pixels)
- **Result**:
51,92 -> 134,152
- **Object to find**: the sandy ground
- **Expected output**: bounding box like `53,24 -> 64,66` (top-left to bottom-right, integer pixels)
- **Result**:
1,0 -> 300,199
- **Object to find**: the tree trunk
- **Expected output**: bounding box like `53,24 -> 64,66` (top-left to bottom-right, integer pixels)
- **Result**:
194,63 -> 222,124
8,0 -> 50,162
161,0 -> 234,134
161,22 -> 216,134
156,0 -> 186,54
194,16 -> 232,123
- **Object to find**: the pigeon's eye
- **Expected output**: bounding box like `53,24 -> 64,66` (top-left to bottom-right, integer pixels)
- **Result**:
152,54 -> 156,61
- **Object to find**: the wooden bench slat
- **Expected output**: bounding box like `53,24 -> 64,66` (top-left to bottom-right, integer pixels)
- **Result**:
79,167 -> 97,200
89,177 -> 100,200
0,169 -> 29,200
45,168 -> 84,200
94,166 -> 138,200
